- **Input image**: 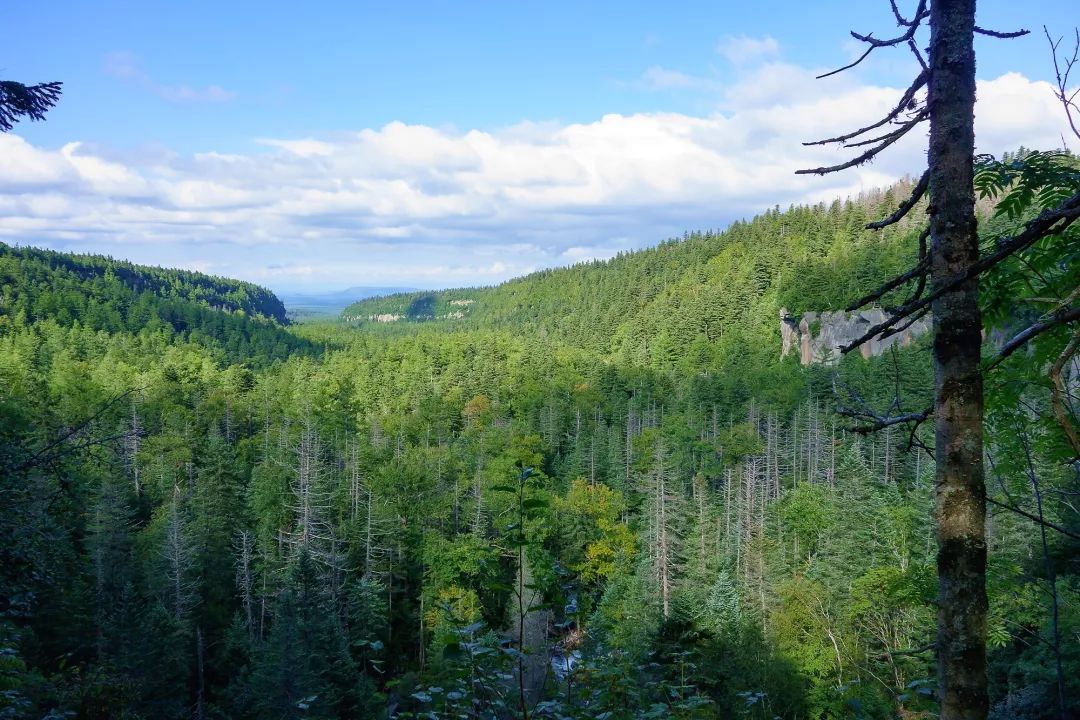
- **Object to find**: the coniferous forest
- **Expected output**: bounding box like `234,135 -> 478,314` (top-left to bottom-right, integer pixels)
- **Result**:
2,161 -> 1079,718
3,3 -> 1080,720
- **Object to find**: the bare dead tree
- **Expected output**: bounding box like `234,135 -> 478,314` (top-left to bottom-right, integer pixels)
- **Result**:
833,371 -> 934,456
1017,426 -> 1067,719
284,417 -> 335,561
643,437 -> 681,619
471,445 -> 487,537
195,626 -> 206,720
162,497 -> 197,624
123,402 -> 143,497
235,530 -> 256,642
14,387 -> 141,475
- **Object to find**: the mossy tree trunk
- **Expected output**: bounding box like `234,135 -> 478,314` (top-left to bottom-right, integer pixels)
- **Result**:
927,1 -> 988,717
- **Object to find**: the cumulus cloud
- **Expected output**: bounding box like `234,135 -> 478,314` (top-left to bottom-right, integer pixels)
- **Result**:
104,51 -> 236,104
0,65 -> 1074,291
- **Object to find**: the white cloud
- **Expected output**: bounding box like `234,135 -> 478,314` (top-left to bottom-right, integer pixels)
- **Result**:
0,134 -> 77,189
104,51 -> 236,104
0,68 -> 1074,291
638,66 -> 716,91
158,84 -> 235,103
717,35 -> 780,65
60,142 -> 150,195
974,73 -> 1072,153
256,138 -> 336,157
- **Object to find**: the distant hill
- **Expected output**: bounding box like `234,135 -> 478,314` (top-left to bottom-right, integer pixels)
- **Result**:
281,286 -> 417,320
0,242 -> 316,364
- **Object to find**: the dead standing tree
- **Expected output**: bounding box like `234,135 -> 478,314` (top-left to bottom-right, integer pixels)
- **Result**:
798,2 -> 1080,718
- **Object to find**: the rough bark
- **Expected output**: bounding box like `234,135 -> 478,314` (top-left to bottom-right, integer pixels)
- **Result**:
927,1 -> 988,717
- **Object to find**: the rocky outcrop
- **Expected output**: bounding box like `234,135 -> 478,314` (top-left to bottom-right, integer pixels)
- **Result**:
780,307 -> 931,365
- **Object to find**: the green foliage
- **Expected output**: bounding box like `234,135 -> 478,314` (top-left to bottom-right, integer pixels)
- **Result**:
778,483 -> 836,557
0,242 -> 315,366
1,168 -> 1077,717
975,149 -> 1080,221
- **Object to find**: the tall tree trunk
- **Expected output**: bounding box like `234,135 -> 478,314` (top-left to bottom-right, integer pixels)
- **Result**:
195,626 -> 206,720
236,530 -> 255,642
928,1 -> 988,716
1020,431 -> 1067,718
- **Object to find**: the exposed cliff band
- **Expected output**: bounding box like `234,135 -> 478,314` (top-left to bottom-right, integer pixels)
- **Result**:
780,307 -> 931,365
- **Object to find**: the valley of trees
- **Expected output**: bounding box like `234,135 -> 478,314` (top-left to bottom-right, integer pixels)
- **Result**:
2,170 -> 1078,718
4,3 -> 1080,718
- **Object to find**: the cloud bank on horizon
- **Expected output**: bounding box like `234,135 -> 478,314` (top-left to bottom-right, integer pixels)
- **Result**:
0,43 -> 1075,292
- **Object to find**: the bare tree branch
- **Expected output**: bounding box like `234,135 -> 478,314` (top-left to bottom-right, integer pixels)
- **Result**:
841,189 -> 1080,353
843,111 -> 929,148
897,226 -> 932,306
833,373 -> 932,436
845,260 -> 929,312
867,170 -> 930,229
904,413 -> 934,456
16,387 -> 142,473
815,1 -> 928,79
986,496 -> 1080,542
875,642 -> 936,660
803,71 -> 928,147
889,0 -> 918,27
876,304 -> 931,342
796,110 -> 928,175
1049,328 -> 1080,458
1045,26 -> 1080,142
818,44 -> 876,80
986,304 -> 1080,369
843,226 -> 929,314
908,39 -> 929,72
973,26 -> 1030,39
843,408 -> 932,434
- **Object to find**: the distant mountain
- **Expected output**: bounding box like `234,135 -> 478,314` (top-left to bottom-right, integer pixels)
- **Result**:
281,286 -> 418,319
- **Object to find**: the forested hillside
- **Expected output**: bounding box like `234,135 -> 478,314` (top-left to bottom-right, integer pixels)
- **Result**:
1,173 -> 1078,720
0,243 -> 316,364
342,180 -> 926,359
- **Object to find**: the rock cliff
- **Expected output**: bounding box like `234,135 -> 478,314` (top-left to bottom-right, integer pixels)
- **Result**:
780,307 -> 931,365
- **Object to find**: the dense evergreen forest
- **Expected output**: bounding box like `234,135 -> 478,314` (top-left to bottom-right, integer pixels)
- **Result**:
0,243 -> 317,365
2,166 -> 1078,719
341,182 -> 926,352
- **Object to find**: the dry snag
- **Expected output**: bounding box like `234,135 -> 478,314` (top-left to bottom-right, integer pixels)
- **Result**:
798,2 -> 1080,719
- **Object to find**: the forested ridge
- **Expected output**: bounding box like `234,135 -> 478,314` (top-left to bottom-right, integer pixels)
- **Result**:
1,170 -> 1078,720
342,180 -> 926,358
0,242 -> 317,365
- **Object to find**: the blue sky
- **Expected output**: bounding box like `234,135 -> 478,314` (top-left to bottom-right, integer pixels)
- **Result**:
2,1 -> 1077,292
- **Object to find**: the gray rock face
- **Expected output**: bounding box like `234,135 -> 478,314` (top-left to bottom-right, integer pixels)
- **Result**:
780,307 -> 931,365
